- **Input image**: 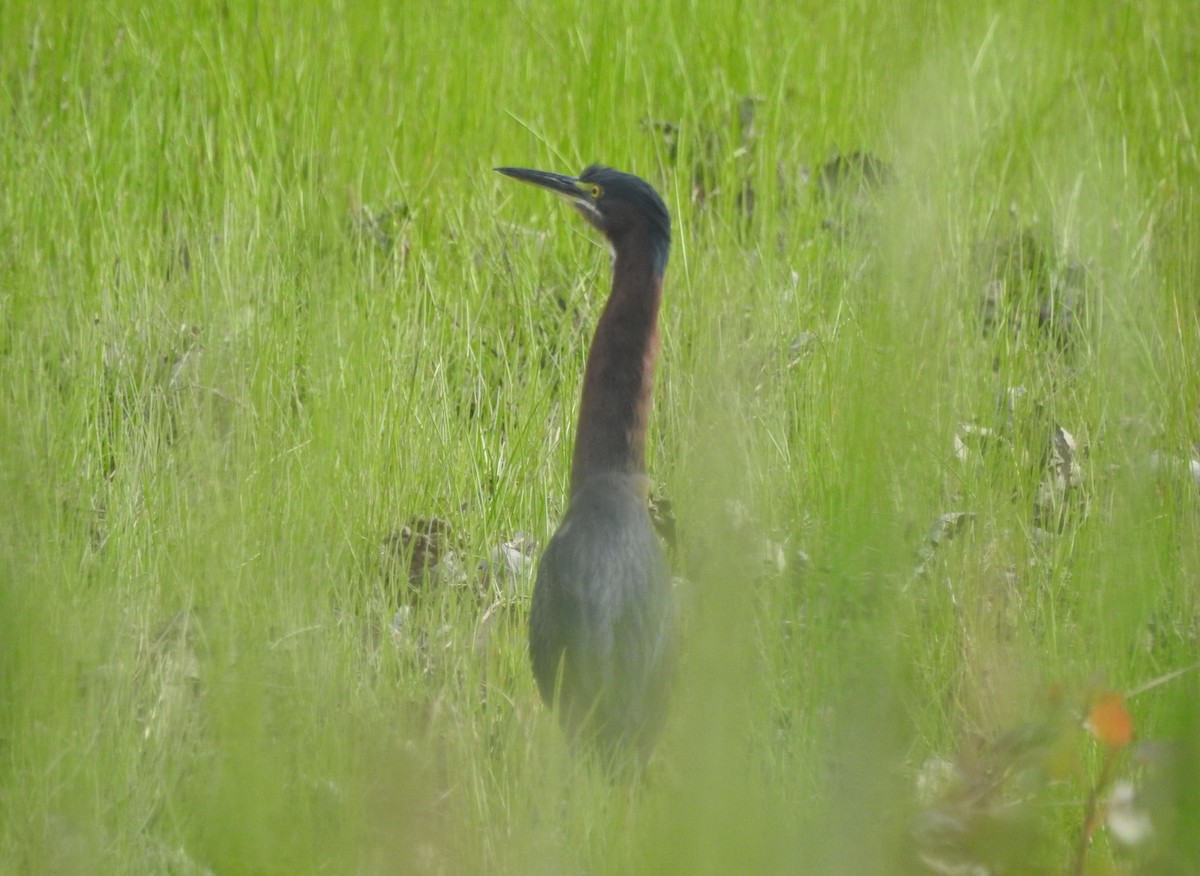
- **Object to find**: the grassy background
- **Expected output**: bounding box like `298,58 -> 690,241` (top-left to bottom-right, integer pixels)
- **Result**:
2,0 -> 1197,873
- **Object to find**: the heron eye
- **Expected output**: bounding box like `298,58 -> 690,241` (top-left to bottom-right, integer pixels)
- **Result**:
590,184 -> 603,199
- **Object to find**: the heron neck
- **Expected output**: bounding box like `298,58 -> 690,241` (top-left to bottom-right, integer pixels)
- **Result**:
569,247 -> 664,497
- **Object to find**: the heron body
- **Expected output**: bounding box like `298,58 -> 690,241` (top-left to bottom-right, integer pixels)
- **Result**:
495,165 -> 674,766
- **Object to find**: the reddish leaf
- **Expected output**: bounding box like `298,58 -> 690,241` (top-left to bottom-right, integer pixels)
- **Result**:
1086,692 -> 1134,750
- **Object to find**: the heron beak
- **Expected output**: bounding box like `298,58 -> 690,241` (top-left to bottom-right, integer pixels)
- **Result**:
495,166 -> 600,220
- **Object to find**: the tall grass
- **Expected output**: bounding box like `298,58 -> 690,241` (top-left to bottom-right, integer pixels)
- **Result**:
2,0 -> 1197,872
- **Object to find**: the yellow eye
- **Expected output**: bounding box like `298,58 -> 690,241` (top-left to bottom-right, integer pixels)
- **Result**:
590,184 -> 603,199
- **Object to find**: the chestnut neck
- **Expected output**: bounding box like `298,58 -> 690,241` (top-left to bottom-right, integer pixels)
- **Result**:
568,232 -> 666,498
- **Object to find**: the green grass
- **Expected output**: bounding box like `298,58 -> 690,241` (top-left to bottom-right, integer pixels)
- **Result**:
2,0 -> 1198,872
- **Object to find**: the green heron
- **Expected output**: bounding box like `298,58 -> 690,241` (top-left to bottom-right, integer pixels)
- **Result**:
495,164 -> 674,768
